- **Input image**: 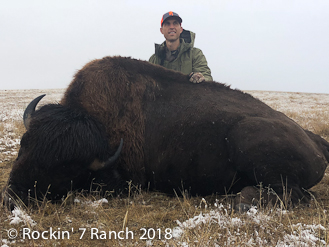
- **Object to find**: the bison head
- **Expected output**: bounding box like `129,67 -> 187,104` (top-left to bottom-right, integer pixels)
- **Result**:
2,95 -> 124,209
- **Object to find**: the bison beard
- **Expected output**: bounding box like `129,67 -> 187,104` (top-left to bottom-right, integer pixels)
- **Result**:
2,56 -> 329,211
3,103 -> 125,209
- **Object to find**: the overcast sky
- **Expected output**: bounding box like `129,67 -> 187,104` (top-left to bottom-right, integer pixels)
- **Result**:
1,0 -> 328,93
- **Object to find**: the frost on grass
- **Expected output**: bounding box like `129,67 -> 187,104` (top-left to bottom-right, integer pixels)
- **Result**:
247,91 -> 329,135
75,198 -> 109,208
9,207 -> 36,226
88,198 -> 109,208
1,239 -> 10,247
173,200 -> 327,246
277,223 -> 327,246
0,124 -> 21,160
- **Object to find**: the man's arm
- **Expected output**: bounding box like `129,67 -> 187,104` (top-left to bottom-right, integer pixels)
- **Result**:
149,54 -> 156,63
192,48 -> 213,81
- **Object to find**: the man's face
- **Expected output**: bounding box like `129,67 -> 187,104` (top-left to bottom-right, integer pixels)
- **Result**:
160,17 -> 183,42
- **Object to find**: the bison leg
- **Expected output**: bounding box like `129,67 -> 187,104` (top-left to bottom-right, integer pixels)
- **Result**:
227,117 -> 325,211
233,184 -> 309,212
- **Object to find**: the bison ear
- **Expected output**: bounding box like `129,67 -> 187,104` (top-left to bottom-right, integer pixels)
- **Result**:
88,139 -> 123,171
23,94 -> 46,130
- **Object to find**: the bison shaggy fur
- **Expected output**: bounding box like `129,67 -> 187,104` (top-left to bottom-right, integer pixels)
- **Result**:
2,56 -> 329,210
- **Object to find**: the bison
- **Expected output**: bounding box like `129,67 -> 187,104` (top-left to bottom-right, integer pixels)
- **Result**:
2,56 -> 329,211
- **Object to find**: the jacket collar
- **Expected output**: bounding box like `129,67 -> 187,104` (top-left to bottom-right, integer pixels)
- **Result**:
154,29 -> 195,56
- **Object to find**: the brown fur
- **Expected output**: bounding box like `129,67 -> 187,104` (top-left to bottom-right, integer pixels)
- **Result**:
59,56 -> 328,198
5,56 -> 328,209
61,56 -> 219,182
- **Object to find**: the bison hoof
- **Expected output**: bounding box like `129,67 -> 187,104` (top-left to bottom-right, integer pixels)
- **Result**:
235,203 -> 251,212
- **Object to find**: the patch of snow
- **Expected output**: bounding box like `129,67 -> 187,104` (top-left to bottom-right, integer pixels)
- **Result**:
81,198 -> 109,208
174,200 -> 326,246
246,206 -> 271,224
172,227 -> 184,239
9,207 -> 36,226
276,223 -> 327,246
145,240 -> 153,246
1,239 -> 9,246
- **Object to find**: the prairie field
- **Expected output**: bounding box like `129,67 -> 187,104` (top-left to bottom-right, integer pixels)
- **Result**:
0,88 -> 329,246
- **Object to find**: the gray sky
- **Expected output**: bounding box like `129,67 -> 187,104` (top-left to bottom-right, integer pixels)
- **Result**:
1,0 -> 328,93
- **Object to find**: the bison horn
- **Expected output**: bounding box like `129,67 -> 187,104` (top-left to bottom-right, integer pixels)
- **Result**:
23,94 -> 46,130
89,139 -> 124,171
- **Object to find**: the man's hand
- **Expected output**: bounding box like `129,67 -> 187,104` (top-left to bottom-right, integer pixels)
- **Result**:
189,72 -> 205,83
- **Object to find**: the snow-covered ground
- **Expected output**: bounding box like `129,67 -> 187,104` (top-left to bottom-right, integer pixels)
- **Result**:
248,90 -> 329,133
0,89 -> 64,122
0,89 -> 64,161
2,199 -> 327,246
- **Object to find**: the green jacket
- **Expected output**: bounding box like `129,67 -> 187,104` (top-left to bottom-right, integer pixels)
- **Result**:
149,30 -> 213,81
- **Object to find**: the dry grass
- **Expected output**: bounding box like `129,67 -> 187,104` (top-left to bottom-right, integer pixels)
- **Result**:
313,122 -> 329,140
0,89 -> 329,246
0,123 -> 4,134
249,90 -> 329,140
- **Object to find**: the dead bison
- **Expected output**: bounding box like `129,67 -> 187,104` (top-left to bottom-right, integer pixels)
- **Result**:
2,56 -> 329,210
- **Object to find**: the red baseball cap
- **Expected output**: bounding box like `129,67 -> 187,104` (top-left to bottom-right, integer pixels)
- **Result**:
161,11 -> 182,26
